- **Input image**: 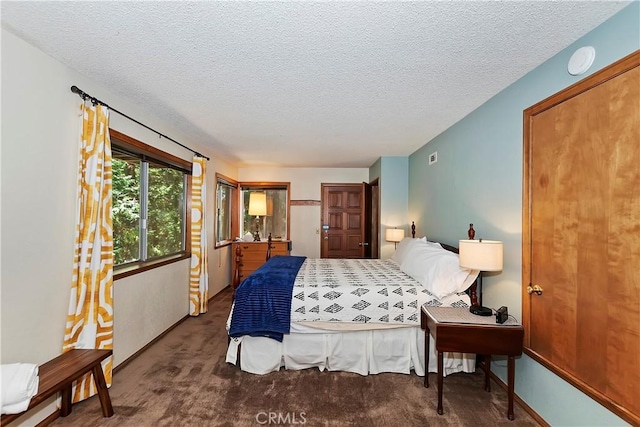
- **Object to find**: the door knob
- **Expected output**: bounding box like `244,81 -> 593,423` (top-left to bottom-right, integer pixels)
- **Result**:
527,284 -> 543,295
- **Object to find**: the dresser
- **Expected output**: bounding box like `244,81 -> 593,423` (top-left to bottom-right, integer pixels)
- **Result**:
232,240 -> 292,288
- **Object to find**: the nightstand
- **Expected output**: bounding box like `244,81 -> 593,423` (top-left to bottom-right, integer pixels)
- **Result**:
421,305 -> 524,420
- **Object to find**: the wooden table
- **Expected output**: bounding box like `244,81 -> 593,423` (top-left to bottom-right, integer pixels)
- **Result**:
421,306 -> 524,420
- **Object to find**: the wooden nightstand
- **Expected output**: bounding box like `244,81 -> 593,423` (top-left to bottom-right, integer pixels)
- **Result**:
421,305 -> 524,420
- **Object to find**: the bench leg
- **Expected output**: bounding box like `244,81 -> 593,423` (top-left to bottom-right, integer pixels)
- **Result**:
60,385 -> 72,417
92,365 -> 114,417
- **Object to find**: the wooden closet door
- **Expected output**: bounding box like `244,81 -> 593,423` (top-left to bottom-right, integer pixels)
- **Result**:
523,51 -> 639,424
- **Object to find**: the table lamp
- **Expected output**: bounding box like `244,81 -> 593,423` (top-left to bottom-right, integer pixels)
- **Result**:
248,192 -> 267,241
385,228 -> 405,249
458,238 -> 503,316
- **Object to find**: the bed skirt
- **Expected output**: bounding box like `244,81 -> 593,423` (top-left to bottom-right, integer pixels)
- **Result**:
226,325 -> 475,376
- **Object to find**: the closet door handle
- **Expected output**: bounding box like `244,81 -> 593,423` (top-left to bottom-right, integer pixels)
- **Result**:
527,285 -> 543,295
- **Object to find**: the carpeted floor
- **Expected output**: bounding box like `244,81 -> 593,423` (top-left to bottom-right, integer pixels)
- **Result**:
51,287 -> 540,427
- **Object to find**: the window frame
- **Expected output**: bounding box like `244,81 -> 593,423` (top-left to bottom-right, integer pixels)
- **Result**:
215,173 -> 239,248
239,182 -> 291,241
110,129 -> 192,280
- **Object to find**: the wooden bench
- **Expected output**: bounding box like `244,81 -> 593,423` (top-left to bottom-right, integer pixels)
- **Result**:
1,349 -> 114,426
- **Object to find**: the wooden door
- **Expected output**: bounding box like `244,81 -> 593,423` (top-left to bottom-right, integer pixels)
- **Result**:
523,51 -> 639,424
321,183 -> 366,258
363,182 -> 372,258
369,179 -> 380,259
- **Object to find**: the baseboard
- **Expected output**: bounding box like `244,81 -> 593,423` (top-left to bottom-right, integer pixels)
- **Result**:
479,362 -> 550,427
35,409 -> 59,427
208,284 -> 233,301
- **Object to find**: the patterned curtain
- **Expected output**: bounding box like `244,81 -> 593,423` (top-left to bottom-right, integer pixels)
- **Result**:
189,156 -> 209,315
62,102 -> 113,402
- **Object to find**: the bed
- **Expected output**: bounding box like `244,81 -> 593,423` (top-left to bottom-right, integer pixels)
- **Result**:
226,224 -> 479,377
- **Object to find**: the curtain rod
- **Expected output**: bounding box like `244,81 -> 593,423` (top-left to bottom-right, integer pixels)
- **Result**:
70,85 -> 210,161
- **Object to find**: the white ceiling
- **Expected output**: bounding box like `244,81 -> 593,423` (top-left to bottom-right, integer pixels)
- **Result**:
1,1 -> 630,168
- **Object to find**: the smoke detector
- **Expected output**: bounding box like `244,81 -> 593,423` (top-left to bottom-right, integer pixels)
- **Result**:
568,46 -> 596,76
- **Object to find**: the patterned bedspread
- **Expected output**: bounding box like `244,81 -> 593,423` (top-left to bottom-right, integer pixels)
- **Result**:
290,259 -> 469,326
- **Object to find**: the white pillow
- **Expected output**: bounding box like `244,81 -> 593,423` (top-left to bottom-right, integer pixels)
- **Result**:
391,237 -> 427,264
400,243 -> 479,299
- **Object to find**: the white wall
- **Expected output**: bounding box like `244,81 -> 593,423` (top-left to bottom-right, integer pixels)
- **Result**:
238,168 -> 368,258
1,28 -> 236,425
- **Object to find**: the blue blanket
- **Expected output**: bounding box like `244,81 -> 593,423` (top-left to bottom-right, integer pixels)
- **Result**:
229,255 -> 306,342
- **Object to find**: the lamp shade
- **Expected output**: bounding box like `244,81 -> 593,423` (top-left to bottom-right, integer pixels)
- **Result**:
248,192 -> 267,216
458,239 -> 503,271
385,228 -> 405,243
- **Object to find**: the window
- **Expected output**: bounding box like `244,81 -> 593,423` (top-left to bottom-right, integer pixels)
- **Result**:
240,183 -> 290,241
216,174 -> 238,247
146,160 -> 186,258
110,129 -> 191,275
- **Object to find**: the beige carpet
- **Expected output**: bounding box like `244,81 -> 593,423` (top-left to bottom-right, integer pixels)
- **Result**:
51,287 -> 540,427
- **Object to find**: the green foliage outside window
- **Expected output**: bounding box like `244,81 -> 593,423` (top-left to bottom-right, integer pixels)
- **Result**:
112,154 -> 186,266
112,157 -> 140,265
147,163 -> 185,258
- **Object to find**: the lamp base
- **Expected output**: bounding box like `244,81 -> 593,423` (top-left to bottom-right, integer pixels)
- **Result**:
253,216 -> 261,241
469,305 -> 493,316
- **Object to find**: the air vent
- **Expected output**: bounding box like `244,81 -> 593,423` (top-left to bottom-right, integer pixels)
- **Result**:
429,152 -> 438,165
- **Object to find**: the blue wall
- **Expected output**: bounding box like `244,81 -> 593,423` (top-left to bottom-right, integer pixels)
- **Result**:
380,157 -> 409,259
408,3 -> 639,426
370,156 -> 409,259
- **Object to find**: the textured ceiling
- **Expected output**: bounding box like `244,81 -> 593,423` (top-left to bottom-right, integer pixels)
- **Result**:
1,1 -> 630,167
